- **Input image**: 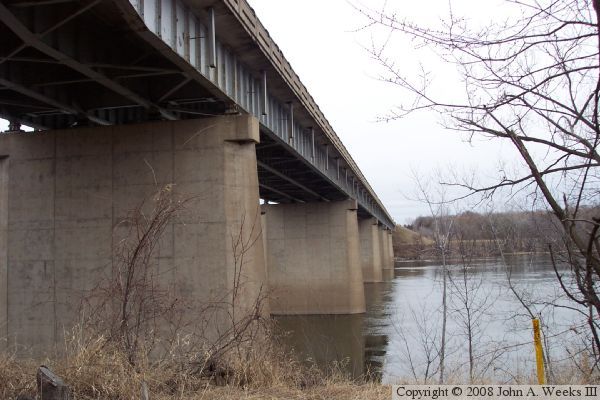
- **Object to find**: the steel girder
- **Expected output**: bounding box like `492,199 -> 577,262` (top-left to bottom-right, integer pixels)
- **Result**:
0,0 -> 396,229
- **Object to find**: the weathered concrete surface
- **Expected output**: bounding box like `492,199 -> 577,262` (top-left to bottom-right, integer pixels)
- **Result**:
0,157 -> 7,345
382,268 -> 395,281
379,228 -> 388,270
387,231 -> 395,268
263,199 -> 365,314
380,228 -> 394,270
0,116 -> 267,355
358,218 -> 382,283
261,210 -> 268,281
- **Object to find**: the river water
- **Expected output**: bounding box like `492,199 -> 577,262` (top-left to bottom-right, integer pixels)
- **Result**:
275,254 -> 587,383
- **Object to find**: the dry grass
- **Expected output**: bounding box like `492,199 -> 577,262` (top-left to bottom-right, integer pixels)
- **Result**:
169,382 -> 390,400
2,334 -> 598,399
0,351 -> 37,397
0,327 -> 387,400
394,226 -> 434,246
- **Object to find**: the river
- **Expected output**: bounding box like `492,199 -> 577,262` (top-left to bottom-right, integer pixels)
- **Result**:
275,254 -> 588,383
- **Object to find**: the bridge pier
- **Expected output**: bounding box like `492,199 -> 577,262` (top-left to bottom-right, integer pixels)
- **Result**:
0,115 -> 267,355
262,199 -> 365,314
380,227 -> 394,270
388,230 -> 395,267
358,217 -> 382,283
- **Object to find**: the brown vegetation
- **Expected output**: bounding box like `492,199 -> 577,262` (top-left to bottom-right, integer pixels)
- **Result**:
395,209 -> 571,260
0,327 -> 389,400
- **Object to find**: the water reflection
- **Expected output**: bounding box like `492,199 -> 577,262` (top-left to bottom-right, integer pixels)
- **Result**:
275,314 -> 365,377
274,281 -> 395,379
382,268 -> 395,281
274,255 -> 580,382
363,281 -> 394,380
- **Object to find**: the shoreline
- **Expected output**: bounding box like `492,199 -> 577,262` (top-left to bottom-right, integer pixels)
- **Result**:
394,251 -> 552,265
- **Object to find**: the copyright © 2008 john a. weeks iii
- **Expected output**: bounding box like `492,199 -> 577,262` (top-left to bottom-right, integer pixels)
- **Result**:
392,385 -> 600,400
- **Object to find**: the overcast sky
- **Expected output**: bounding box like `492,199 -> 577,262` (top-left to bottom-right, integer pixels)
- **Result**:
245,0 -> 525,224
0,0 -> 524,224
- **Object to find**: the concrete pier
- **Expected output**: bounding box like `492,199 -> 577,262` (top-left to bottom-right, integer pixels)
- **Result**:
380,228 -> 394,270
0,157 -> 7,335
0,115 -> 267,354
262,199 -> 365,314
358,218 -> 382,282
388,231 -> 395,268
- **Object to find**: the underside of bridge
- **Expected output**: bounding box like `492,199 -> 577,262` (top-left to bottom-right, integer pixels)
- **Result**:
257,134 -> 351,205
0,0 -> 379,221
0,0 -> 395,355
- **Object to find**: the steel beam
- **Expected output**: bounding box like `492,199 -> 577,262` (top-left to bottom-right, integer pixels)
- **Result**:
259,183 -> 304,203
287,102 -> 294,141
158,76 -> 192,102
207,7 -> 216,68
255,143 -> 282,151
0,77 -> 110,125
0,0 -> 100,67
0,107 -> 48,130
0,2 -> 178,121
261,71 -> 268,116
38,0 -> 101,37
257,161 -> 329,202
9,0 -> 77,6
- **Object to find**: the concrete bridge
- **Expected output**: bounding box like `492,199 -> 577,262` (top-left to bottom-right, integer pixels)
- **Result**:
0,0 -> 395,353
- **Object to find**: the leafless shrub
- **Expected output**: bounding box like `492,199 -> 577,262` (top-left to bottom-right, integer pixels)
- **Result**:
77,184 -> 271,387
448,237 -> 497,383
391,303 -> 442,383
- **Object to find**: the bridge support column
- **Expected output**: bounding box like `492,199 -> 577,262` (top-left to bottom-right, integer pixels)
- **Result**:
262,199 -> 365,314
0,115 -> 267,355
380,227 -> 393,270
388,230 -> 395,268
358,218 -> 382,283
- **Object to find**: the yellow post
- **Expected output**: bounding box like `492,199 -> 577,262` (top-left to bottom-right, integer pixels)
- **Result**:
532,318 -> 546,384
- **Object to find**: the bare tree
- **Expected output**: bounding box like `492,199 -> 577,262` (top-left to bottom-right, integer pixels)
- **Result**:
81,185 -> 269,382
448,236 -> 497,383
356,0 -> 600,366
413,172 -> 455,383
392,304 -> 442,383
80,185 -> 191,365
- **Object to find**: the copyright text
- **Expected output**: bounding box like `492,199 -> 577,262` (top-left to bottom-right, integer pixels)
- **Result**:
392,385 -> 600,399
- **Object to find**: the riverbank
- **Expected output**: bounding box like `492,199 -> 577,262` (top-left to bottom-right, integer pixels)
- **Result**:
4,340 -> 595,399
150,383 -> 389,400
392,224 -> 554,261
0,329 -> 391,400
1,351 -> 389,400
394,251 -> 551,264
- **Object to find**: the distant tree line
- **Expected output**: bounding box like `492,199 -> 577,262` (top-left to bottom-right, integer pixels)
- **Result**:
397,208 -> 599,259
